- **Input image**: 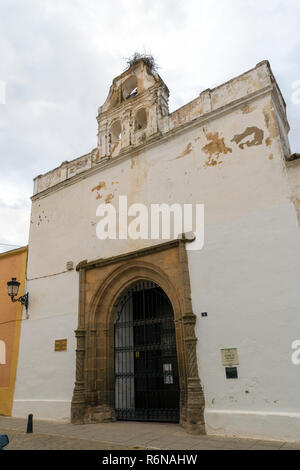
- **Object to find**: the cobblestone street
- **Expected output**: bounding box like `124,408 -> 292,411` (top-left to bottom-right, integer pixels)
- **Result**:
1,416 -> 300,450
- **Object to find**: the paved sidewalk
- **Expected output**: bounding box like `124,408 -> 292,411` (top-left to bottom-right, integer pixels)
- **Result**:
1,416 -> 300,450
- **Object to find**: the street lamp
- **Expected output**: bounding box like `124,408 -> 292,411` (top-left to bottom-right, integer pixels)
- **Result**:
7,277 -> 29,312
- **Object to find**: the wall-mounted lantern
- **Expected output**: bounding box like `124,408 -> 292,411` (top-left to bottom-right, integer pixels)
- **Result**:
7,277 -> 29,312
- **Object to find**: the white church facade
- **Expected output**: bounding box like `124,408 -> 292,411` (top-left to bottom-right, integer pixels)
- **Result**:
12,58 -> 300,441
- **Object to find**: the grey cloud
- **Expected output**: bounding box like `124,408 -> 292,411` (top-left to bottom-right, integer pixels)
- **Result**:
0,0 -> 299,249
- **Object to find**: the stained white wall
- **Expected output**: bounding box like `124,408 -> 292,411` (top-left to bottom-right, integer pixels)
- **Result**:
13,272 -> 78,420
13,69 -> 300,440
189,203 -> 300,441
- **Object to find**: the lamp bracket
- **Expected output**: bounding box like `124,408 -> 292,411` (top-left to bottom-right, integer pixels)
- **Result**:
11,293 -> 29,311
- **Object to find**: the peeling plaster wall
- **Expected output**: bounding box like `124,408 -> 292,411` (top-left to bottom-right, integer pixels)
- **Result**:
287,159 -> 300,225
13,62 -> 300,441
33,61 -> 284,195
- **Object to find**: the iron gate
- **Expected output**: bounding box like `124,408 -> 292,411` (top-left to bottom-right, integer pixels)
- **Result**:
114,281 -> 180,422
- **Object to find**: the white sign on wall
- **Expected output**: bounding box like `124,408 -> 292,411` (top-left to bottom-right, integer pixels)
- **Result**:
0,80 -> 6,105
221,348 -> 239,366
0,340 -> 6,364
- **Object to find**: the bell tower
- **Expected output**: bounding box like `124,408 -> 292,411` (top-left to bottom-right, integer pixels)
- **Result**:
97,57 -> 169,160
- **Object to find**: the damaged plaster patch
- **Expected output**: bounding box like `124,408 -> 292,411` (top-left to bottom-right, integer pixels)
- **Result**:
92,149 -> 100,164
265,137 -> 272,147
91,181 -> 106,192
105,193 -> 114,204
202,132 -> 232,167
263,100 -> 280,147
91,181 -> 106,200
263,104 -> 279,139
36,211 -> 49,226
231,127 -> 264,149
173,142 -> 193,160
92,179 -> 119,202
242,104 -> 256,114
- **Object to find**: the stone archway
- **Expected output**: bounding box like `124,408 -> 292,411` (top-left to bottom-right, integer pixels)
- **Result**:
71,239 -> 206,434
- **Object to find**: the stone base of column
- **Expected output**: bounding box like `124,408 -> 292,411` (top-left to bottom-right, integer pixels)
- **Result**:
71,403 -> 116,424
85,405 -> 116,424
180,378 -> 206,435
71,401 -> 86,424
181,413 -> 206,435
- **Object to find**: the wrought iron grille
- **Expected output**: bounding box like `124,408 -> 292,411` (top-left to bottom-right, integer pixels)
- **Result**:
114,281 -> 180,422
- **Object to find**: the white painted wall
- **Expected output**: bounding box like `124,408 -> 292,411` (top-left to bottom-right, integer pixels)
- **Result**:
13,65 -> 300,440
189,203 -> 300,441
13,272 -> 78,420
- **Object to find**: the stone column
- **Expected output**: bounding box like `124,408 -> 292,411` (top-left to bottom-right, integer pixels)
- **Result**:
86,328 -> 97,406
178,240 -> 206,434
71,329 -> 86,423
183,313 -> 206,434
71,262 -> 87,423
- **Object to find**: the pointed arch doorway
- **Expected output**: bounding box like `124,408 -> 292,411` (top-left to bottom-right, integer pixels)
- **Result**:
71,240 -> 206,434
114,280 -> 180,422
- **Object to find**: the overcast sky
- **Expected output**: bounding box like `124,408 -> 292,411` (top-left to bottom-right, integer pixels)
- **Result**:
0,0 -> 299,252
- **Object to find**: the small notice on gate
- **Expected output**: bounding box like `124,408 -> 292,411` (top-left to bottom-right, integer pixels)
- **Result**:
163,363 -> 174,384
221,348 -> 239,366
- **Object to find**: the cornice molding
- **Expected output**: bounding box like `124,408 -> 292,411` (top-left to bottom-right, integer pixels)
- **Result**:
32,85 -> 274,202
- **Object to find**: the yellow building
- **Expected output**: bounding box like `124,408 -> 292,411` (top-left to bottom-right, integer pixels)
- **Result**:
0,246 -> 27,415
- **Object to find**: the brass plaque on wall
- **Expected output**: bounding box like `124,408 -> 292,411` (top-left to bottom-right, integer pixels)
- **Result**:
55,339 -> 67,352
221,348 -> 239,366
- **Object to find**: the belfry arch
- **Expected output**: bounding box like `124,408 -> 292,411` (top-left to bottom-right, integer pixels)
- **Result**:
71,240 -> 205,434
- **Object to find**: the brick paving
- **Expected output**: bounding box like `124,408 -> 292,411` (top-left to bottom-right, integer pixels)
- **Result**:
1,416 -> 300,450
